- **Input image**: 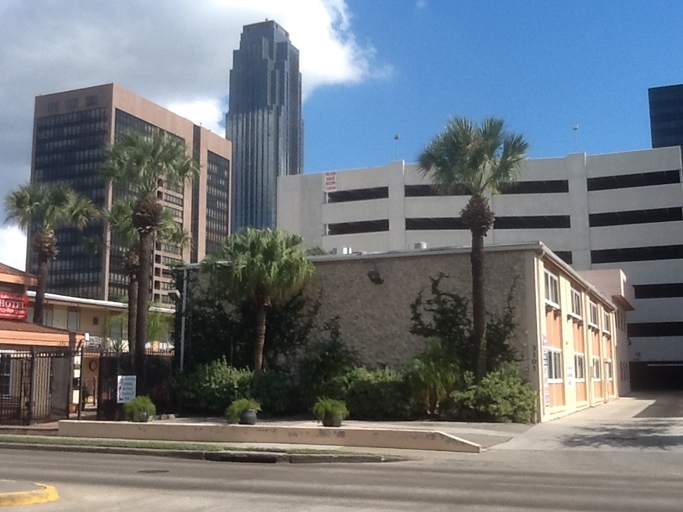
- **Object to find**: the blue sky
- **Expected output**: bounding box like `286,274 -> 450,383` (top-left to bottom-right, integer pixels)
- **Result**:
304,1 -> 682,172
1,0 -> 682,267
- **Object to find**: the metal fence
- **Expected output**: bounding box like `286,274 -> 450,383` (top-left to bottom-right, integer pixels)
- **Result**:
97,351 -> 175,420
0,350 -> 73,425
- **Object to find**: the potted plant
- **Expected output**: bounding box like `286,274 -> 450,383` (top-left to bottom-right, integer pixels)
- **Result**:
226,398 -> 261,425
313,398 -> 349,427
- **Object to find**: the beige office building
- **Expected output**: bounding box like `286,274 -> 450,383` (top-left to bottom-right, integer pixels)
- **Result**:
30,84 -> 232,305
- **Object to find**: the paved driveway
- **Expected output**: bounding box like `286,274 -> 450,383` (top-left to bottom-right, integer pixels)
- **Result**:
494,393 -> 683,452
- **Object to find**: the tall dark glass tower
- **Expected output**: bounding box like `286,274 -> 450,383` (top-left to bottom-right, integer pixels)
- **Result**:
649,84 -> 683,149
226,20 -> 303,231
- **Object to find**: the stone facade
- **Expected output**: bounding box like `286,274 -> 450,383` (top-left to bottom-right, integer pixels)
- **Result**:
308,247 -> 530,373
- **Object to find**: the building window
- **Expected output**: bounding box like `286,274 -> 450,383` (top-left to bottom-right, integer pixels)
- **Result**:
588,301 -> 599,328
592,357 -> 601,380
67,311 -> 79,331
603,311 -> 611,335
544,271 -> 560,308
0,355 -> 10,396
605,360 -> 613,380
66,98 -> 79,110
570,289 -> 582,318
547,349 -> 563,382
574,354 -> 585,381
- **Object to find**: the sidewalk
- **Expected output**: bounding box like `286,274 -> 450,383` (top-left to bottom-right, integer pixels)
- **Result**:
0,479 -> 59,507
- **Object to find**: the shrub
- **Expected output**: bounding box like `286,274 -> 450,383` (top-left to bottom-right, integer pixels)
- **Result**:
226,398 -> 261,424
343,368 -> 413,420
123,396 -> 156,422
297,318 -> 358,405
312,398 -> 349,422
449,366 -> 537,423
403,340 -> 459,416
178,358 -> 252,415
255,371 -> 299,417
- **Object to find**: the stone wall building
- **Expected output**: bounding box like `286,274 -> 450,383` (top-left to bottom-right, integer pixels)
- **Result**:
307,243 -> 633,422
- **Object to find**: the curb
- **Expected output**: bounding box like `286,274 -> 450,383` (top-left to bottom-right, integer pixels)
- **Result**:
0,442 -> 404,464
0,483 -> 59,507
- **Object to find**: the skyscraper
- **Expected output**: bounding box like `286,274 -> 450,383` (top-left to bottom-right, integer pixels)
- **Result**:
649,83 -> 683,149
226,20 -> 303,231
29,83 -> 232,304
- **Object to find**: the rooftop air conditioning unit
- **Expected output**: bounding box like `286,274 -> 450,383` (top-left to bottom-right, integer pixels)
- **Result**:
414,242 -> 428,250
342,247 -> 353,255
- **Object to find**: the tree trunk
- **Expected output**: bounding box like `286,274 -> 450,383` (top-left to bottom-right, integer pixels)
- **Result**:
33,254 -> 49,325
460,194 -> 495,383
127,277 -> 138,360
471,229 -> 486,383
252,299 -> 267,393
135,231 -> 152,394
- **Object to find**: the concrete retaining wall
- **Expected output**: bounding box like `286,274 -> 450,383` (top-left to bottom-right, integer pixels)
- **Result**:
58,421 -> 481,453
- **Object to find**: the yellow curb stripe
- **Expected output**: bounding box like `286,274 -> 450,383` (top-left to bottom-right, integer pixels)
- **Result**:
0,483 -> 59,507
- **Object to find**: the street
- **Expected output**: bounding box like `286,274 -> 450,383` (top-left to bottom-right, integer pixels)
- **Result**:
2,446 -> 683,511
4,394 -> 683,511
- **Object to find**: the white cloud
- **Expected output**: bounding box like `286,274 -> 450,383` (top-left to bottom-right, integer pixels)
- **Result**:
0,0 -> 386,221
0,226 -> 26,271
167,99 -> 227,136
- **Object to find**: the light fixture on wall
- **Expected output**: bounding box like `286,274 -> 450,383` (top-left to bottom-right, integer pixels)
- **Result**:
367,267 -> 384,285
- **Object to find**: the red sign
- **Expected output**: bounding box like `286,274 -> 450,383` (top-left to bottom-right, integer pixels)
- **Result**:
0,292 -> 28,320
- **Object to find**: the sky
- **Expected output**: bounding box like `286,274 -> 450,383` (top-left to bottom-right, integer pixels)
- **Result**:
1,0 -> 682,269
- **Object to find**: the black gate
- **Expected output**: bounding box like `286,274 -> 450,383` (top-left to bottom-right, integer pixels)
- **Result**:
0,350 -> 73,425
97,351 -> 175,420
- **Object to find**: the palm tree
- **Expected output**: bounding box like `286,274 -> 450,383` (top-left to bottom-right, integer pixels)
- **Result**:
105,198 -> 191,356
207,228 -> 315,390
101,131 -> 198,384
4,182 -> 98,324
418,117 -> 528,382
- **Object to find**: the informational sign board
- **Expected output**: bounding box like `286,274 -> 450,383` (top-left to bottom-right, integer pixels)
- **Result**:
324,172 -> 337,193
0,292 -> 28,320
117,375 -> 137,404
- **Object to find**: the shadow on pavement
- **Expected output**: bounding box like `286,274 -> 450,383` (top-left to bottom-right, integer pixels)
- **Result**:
562,420 -> 683,449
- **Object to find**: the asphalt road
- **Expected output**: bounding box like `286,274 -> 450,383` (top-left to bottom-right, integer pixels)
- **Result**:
3,447 -> 683,511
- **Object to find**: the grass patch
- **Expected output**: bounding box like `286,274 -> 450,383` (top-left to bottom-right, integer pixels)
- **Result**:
0,435 -> 366,456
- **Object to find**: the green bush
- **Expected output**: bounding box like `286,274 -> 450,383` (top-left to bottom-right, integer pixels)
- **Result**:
449,366 -> 537,423
403,341 -> 458,416
297,318 -> 358,406
255,371 -> 299,417
343,368 -> 413,420
226,398 -> 261,424
178,358 -> 252,415
123,396 -> 156,422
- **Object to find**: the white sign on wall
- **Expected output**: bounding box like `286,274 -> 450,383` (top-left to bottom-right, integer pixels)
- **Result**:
117,375 -> 137,404
324,172 -> 337,193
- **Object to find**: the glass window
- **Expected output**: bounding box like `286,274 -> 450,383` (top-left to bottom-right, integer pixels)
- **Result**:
589,301 -> 599,327
547,350 -> 563,382
603,311 -> 611,334
570,289 -> 582,318
574,354 -> 585,380
605,361 -> 613,380
592,357 -> 601,380
67,311 -> 79,331
544,271 -> 560,307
